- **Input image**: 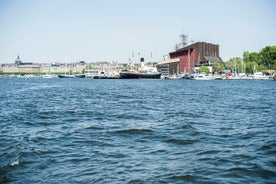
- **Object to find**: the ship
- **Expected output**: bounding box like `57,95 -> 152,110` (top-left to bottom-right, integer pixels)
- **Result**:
119,57 -> 161,79
120,70 -> 161,79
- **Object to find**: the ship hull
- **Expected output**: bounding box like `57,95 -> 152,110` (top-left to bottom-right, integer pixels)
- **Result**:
58,74 -> 76,78
120,72 -> 140,79
139,73 -> 161,79
75,74 -> 86,78
120,72 -> 161,79
58,74 -> 85,78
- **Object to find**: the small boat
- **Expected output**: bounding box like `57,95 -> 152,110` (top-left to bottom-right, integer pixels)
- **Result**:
165,73 -> 193,80
252,72 -> 270,80
93,76 -> 120,79
58,74 -> 86,78
58,74 -> 76,78
194,74 -> 215,80
41,74 -> 56,78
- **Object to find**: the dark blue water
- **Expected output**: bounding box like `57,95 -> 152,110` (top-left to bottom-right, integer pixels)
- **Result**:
0,78 -> 275,183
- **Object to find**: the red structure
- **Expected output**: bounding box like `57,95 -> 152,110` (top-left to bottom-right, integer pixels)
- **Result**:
157,42 -> 222,75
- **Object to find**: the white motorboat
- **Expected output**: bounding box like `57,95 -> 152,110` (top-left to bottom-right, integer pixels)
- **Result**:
252,72 -> 270,80
194,74 -> 215,80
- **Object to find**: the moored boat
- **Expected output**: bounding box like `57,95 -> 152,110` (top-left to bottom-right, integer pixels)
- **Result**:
194,74 -> 215,80
119,70 -> 140,79
41,74 -> 57,78
58,74 -> 86,78
138,71 -> 161,79
252,72 -> 270,80
75,74 -> 85,78
119,69 -> 161,79
119,57 -> 161,79
58,74 -> 76,78
165,73 -> 193,80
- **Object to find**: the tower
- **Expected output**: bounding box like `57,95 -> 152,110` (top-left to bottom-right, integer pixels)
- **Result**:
15,55 -> 22,65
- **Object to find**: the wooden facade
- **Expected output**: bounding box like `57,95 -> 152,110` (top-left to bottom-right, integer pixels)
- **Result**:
157,42 -> 221,75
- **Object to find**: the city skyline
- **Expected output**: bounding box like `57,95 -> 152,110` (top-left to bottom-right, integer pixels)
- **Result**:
0,0 -> 275,63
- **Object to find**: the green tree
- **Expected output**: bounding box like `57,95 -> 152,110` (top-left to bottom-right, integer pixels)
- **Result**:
212,62 -> 224,74
231,46 -> 276,73
199,66 -> 210,74
243,51 -> 250,63
260,46 -> 276,69
225,57 -> 243,73
249,52 -> 261,64
224,60 -> 233,71
245,61 -> 258,74
258,65 -> 267,71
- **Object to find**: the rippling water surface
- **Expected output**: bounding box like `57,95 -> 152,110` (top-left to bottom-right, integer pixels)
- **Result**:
0,78 -> 275,183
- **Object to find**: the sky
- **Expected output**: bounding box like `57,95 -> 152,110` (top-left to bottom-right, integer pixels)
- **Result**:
0,0 -> 275,63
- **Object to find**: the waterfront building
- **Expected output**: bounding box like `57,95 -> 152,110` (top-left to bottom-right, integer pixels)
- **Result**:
18,63 -> 41,73
0,56 -> 87,74
14,55 -> 41,73
157,42 -> 222,76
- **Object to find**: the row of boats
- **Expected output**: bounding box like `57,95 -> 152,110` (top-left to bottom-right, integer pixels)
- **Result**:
164,72 -> 274,80
4,71 -> 275,80
57,70 -> 161,79
56,71 -> 274,80
9,65 -> 274,80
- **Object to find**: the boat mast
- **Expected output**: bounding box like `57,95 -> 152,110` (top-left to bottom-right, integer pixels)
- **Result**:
197,52 -> 200,75
234,58 -> 237,76
241,57 -> 244,73
188,48 -> 190,73
177,63 -> 179,75
180,34 -> 188,73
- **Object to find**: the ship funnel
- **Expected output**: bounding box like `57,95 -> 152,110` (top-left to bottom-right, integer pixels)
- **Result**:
140,58 -> 145,69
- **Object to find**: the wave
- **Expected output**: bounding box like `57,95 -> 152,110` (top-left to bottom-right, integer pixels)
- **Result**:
225,164 -> 276,179
165,138 -> 198,145
180,124 -> 195,130
257,142 -> 276,151
112,128 -> 154,135
197,149 -> 220,155
9,160 -> 19,167
227,167 -> 250,173
168,174 -> 196,182
84,125 -> 104,130
127,179 -> 144,184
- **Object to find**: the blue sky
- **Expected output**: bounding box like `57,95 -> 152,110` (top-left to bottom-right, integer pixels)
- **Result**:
0,0 -> 275,63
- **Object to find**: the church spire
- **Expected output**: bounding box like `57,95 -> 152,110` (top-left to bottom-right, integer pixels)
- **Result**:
15,55 -> 22,65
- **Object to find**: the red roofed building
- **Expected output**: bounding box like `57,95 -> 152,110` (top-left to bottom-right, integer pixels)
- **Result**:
157,42 -> 222,75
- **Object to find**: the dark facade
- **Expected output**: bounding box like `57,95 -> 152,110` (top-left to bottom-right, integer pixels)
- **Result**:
157,42 -> 222,75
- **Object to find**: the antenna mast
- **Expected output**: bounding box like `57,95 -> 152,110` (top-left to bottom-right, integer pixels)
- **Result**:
175,34 -> 189,50
179,34 -> 188,48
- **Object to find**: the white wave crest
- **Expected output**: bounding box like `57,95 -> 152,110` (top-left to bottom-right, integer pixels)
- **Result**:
10,160 -> 19,166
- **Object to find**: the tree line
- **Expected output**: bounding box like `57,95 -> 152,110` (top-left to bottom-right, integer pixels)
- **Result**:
212,46 -> 276,74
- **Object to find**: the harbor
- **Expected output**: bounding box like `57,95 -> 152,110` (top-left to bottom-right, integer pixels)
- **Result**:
1,41 -> 275,80
1,1 -> 275,183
